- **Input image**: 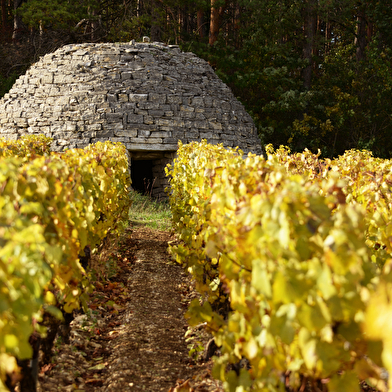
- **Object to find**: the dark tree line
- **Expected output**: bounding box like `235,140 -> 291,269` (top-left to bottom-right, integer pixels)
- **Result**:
1,0 -> 392,157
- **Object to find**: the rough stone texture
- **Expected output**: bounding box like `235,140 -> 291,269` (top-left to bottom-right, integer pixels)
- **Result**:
0,41 -> 262,197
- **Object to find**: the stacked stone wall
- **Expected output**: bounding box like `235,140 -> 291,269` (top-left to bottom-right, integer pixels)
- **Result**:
0,41 -> 262,154
0,41 -> 263,196
151,153 -> 174,199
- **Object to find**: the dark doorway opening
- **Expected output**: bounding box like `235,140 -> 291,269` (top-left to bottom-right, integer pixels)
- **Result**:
131,159 -> 154,195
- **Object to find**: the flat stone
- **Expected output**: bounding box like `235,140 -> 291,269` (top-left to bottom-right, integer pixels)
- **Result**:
126,143 -> 178,151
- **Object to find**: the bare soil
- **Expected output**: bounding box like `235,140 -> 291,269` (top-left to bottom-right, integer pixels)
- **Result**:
37,226 -> 223,392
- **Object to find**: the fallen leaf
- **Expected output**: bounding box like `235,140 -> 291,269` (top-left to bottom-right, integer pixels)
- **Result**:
88,363 -> 106,371
40,363 -> 55,374
174,379 -> 191,392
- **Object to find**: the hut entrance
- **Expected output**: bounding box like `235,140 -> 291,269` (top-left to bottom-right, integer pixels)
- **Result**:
131,159 -> 154,195
129,151 -> 175,199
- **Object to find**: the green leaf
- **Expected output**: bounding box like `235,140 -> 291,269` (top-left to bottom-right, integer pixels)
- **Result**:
298,328 -> 317,370
251,259 -> 271,298
44,305 -> 64,321
297,302 -> 330,332
328,371 -> 360,392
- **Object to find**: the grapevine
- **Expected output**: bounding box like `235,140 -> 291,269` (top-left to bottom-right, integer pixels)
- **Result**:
167,141 -> 392,391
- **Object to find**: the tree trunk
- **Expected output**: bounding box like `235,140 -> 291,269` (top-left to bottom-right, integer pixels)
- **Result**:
197,9 -> 204,39
325,15 -> 331,55
12,0 -> 25,43
209,0 -> 219,45
181,4 -> 191,36
89,6 -> 99,41
303,0 -> 317,90
209,0 -> 228,46
137,0 -> 142,18
234,3 -> 241,48
1,0 -> 6,37
150,0 -> 161,42
367,21 -> 373,42
355,6 -> 367,62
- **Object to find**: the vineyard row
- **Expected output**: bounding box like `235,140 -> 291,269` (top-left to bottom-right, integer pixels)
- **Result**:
0,135 -> 131,391
167,141 -> 392,392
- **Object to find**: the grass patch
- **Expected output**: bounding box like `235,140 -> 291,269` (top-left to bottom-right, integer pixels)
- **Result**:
128,189 -> 172,231
89,190 -> 171,281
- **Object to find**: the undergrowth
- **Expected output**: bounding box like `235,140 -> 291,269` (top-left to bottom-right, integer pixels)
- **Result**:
128,189 -> 172,231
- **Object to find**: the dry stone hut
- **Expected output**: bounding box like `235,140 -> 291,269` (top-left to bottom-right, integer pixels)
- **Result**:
0,42 -> 262,198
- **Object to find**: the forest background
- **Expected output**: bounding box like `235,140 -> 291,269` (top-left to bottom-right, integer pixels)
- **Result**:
0,0 -> 392,158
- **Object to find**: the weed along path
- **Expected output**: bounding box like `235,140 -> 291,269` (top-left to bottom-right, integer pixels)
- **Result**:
37,225 -> 223,392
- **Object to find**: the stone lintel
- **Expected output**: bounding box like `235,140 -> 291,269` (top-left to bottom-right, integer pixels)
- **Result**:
126,143 -> 177,151
130,151 -> 172,160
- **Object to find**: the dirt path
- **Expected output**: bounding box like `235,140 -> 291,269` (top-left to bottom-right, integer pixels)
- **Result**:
98,227 -> 193,391
38,226 -> 223,392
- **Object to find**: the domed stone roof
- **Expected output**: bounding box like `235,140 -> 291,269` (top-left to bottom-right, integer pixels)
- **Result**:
0,41 -> 262,155
0,42 -> 263,198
